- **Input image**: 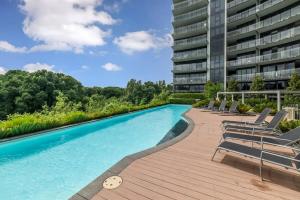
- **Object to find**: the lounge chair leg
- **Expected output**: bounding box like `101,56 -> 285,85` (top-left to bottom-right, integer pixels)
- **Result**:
260,161 -> 264,181
211,148 -> 219,161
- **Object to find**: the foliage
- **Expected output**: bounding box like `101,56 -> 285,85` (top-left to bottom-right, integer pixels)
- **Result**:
0,95 -> 168,139
253,102 -> 277,115
192,99 -> 210,108
250,75 -> 264,91
171,93 -> 205,99
0,70 -> 172,139
169,98 -> 195,105
287,72 -> 300,91
125,79 -> 170,105
237,104 -> 252,114
227,79 -> 239,92
204,81 -> 223,99
279,120 -> 300,133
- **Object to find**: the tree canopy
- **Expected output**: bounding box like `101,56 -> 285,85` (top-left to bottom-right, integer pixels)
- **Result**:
0,70 -> 171,120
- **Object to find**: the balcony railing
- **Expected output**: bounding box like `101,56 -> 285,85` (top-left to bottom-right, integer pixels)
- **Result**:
228,47 -> 300,67
228,68 -> 300,82
228,26 -> 300,53
173,62 -> 207,73
173,0 -> 206,11
228,0 -> 285,24
228,5 -> 300,38
173,21 -> 207,38
173,7 -> 207,24
227,0 -> 251,9
174,35 -> 207,49
174,77 -> 207,84
173,48 -> 207,61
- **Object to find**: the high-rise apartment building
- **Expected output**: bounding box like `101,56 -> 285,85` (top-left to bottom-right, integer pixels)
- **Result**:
172,0 -> 300,92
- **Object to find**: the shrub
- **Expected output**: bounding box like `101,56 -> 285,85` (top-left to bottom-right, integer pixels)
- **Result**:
237,104 -> 252,114
171,93 -> 205,100
279,120 -> 300,133
253,102 -> 277,115
169,98 -> 195,104
192,99 -> 210,108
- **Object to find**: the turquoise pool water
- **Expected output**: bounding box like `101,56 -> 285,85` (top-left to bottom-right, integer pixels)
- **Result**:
0,104 -> 191,200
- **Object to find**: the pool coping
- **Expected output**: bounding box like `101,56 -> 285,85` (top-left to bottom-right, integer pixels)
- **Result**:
69,109 -> 194,200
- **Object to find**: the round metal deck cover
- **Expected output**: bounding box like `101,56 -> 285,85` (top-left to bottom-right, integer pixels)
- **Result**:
103,176 -> 123,190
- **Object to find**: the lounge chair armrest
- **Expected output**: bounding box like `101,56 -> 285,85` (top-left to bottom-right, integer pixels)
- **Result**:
261,139 -> 300,152
262,150 -> 300,162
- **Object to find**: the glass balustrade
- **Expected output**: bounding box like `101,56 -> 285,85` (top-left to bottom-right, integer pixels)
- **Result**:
174,77 -> 207,84
173,48 -> 207,61
228,47 -> 300,67
173,62 -> 207,73
228,5 -> 300,38
173,0 -> 206,10
174,35 -> 207,48
174,7 -> 207,23
173,21 -> 207,36
228,0 -> 284,24
227,0 -> 250,9
228,26 -> 300,53
228,68 -> 300,82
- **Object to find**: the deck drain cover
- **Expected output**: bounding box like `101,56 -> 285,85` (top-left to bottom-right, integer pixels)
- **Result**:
103,176 -> 123,190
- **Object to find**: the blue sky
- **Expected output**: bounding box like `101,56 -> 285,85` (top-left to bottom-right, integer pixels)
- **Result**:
0,0 -> 173,87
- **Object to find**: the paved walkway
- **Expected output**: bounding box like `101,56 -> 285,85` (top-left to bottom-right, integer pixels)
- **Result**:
92,108 -> 300,200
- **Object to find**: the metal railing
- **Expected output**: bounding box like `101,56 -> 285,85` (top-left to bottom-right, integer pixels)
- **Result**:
217,90 -> 300,111
228,47 -> 300,67
228,26 -> 300,53
228,68 -> 300,82
228,5 -> 300,38
173,62 -> 207,73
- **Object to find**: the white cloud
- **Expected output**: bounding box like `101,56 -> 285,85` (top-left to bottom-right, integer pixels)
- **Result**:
81,65 -> 89,69
23,62 -> 55,73
20,0 -> 117,53
0,41 -> 27,53
0,66 -> 7,75
113,31 -> 172,54
102,62 -> 122,71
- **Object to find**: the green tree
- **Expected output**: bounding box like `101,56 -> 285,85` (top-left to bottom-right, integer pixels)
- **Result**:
204,81 -> 222,99
288,72 -> 300,91
250,75 -> 264,91
227,79 -> 239,92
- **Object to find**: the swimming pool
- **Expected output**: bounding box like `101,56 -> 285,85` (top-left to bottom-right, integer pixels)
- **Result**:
0,104 -> 191,200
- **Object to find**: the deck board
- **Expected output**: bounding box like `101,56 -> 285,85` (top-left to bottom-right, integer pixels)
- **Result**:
92,109 -> 300,200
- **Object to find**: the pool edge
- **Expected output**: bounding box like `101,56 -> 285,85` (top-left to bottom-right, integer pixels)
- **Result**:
70,108 -> 194,200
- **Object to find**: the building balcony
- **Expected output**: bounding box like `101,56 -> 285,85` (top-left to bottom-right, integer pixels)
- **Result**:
173,7 -> 208,27
228,26 -> 300,55
173,35 -> 207,51
228,68 -> 300,82
174,77 -> 207,85
173,0 -> 208,16
227,5 -> 300,41
173,48 -> 207,62
228,47 -> 300,68
227,0 -> 298,27
173,62 -> 207,74
227,0 -> 256,15
173,21 -> 207,39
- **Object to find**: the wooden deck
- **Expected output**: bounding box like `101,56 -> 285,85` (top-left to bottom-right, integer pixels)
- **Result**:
92,108 -> 300,200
